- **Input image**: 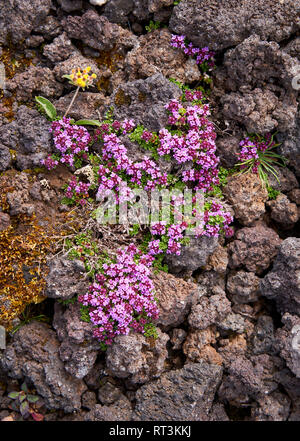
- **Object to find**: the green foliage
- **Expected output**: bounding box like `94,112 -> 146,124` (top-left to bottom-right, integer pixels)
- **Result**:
74,119 -> 102,127
80,304 -> 91,323
144,322 -> 159,339
129,224 -> 141,237
235,133 -> 286,186
267,186 -> 280,200
35,96 -> 57,121
11,309 -> 50,335
58,296 -> 77,306
145,20 -> 161,32
8,382 -> 43,421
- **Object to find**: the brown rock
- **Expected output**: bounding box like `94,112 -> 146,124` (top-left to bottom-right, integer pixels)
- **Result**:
223,173 -> 268,226
105,329 -> 169,384
125,28 -> 201,84
152,271 -> 198,329
188,289 -> 232,330
183,327 -> 223,366
227,270 -> 261,304
0,212 -> 10,231
228,224 -> 281,274
267,194 -> 299,229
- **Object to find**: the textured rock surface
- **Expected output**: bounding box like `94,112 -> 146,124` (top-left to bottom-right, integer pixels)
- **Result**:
223,174 -> 268,226
84,396 -> 132,421
53,303 -> 100,379
0,322 -> 86,412
45,257 -> 88,300
183,328 -> 223,366
261,238 -> 300,316
105,330 -> 169,384
111,73 -> 181,132
228,224 -> 281,274
170,0 -> 300,51
125,28 -> 201,84
152,271 -> 198,329
6,66 -> 64,102
0,0 -> 52,45
133,362 -> 223,420
267,194 -> 299,230
188,289 -> 231,330
165,235 -> 219,274
227,271 -> 261,304
0,106 -> 53,170
63,10 -> 136,52
276,314 -> 300,379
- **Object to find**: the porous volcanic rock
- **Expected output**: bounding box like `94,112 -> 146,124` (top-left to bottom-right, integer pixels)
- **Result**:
133,361 -> 223,420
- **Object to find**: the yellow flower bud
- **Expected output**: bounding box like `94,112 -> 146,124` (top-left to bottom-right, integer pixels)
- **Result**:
91,73 -> 97,79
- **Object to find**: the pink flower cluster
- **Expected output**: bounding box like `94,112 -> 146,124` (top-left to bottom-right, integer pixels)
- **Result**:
148,199 -> 233,257
238,133 -> 275,174
42,117 -> 91,169
96,130 -> 168,195
170,34 -> 215,67
159,92 -> 219,192
78,244 -> 159,345
65,176 -> 91,206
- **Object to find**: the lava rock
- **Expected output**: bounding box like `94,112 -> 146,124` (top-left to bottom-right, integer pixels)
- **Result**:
260,238 -> 300,316
133,362 -> 223,420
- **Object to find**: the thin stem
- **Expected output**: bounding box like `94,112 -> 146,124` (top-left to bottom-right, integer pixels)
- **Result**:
64,86 -> 80,118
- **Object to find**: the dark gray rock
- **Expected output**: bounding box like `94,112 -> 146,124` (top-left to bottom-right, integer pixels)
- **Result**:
98,382 -> 123,405
53,303 -> 100,379
0,322 -> 87,412
45,257 -> 88,300
227,271 -> 261,304
275,314 -> 300,379
188,289 -> 231,330
62,9 -> 136,53
43,33 -> 77,63
251,315 -> 276,355
165,235 -> 219,275
0,0 -> 51,45
278,112 -> 300,177
251,392 -> 291,421
84,396 -> 132,421
0,106 -> 52,170
133,362 -> 223,420
169,0 -> 300,52
111,73 -> 182,132
260,238 -> 300,316
0,144 -> 12,172
57,0 -> 83,12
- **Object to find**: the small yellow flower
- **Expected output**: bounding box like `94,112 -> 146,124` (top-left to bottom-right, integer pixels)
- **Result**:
91,73 -> 97,79
86,66 -> 91,72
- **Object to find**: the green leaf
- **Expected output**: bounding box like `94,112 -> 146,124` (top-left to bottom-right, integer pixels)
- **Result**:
27,395 -> 39,404
35,96 -> 57,121
74,119 -> 102,127
21,383 -> 28,393
20,401 -> 30,417
8,392 -> 20,400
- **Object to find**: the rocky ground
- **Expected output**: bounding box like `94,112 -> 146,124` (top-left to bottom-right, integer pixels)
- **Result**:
0,0 -> 300,422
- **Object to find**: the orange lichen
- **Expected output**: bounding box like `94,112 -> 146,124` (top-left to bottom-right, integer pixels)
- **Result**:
0,215 -> 53,330
114,88 -> 131,107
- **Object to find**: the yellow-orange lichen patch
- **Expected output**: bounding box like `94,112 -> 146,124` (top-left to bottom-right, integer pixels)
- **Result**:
0,215 -> 53,330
